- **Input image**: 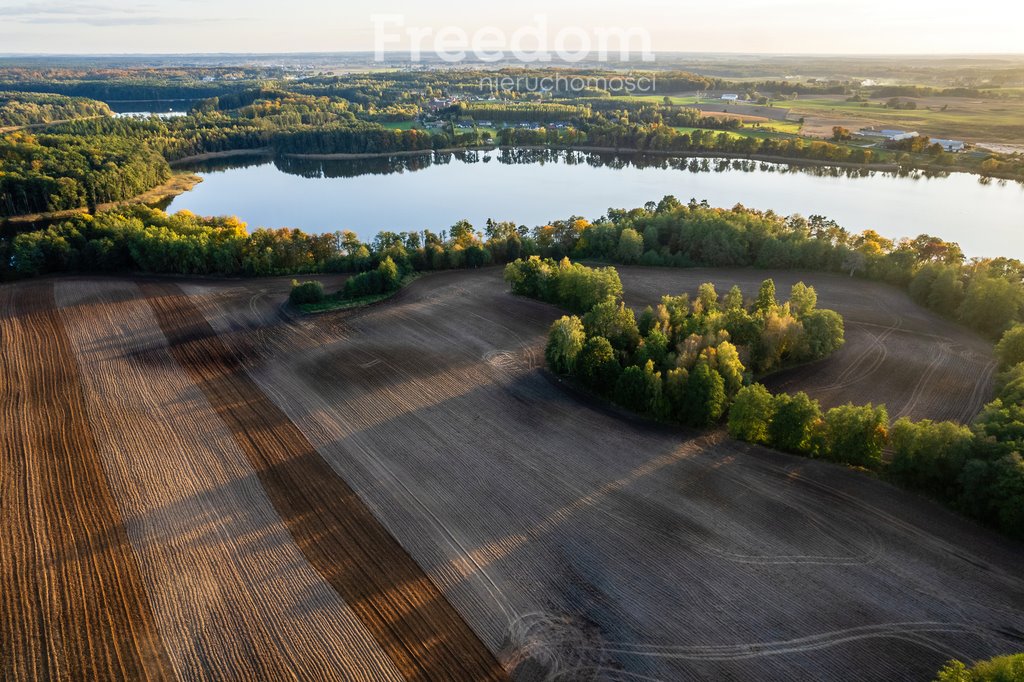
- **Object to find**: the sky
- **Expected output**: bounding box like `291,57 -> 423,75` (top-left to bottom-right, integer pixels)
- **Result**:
1,0 -> 1022,55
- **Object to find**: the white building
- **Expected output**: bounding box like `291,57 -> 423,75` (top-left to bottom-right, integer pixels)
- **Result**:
721,94 -> 739,101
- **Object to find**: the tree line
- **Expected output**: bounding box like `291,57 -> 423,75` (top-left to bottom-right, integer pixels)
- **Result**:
507,257 -> 844,428
520,197 -> 1024,341
8,197 -> 1024,345
1,206 -> 526,280
727,321 -> 1024,540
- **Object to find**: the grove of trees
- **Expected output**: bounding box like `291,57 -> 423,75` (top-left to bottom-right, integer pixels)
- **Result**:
507,257 -> 845,431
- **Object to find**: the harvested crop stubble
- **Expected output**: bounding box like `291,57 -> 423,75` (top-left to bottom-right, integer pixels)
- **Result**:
55,279 -> 403,681
139,282 -> 506,682
189,269 -> 1024,681
0,281 -> 173,681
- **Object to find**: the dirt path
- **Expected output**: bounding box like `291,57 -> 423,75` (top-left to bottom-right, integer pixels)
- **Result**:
0,282 -> 173,681
140,282 -> 506,682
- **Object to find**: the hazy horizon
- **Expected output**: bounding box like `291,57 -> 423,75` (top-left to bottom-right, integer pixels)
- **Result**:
2,0 -> 1022,56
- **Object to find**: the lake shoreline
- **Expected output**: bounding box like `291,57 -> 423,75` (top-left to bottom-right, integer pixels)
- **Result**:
279,144 -> 902,172
167,144 -> 1024,183
1,173 -> 203,226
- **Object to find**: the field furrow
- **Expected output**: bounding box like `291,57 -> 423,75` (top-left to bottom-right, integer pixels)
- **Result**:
54,279 -> 404,681
139,282 -> 506,682
185,269 -> 1022,681
0,282 -> 173,682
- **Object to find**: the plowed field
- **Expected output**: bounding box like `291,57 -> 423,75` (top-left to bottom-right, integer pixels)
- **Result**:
1,268 -> 1020,681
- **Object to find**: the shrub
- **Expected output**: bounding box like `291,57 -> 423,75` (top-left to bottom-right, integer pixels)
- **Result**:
289,279 -> 325,305
934,653 -> 1024,681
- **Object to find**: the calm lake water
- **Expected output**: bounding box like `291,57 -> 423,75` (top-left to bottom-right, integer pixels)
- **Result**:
107,99 -> 192,118
165,149 -> 1024,259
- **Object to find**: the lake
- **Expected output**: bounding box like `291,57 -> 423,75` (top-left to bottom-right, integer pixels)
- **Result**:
164,149 -> 1024,259
107,99 -> 193,118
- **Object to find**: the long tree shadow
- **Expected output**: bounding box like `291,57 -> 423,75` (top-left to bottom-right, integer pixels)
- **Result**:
139,280 -> 507,682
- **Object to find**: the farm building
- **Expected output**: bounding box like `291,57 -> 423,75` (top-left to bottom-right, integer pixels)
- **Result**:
880,129 -> 919,141
929,138 -> 966,152
721,94 -> 739,101
855,128 -> 919,141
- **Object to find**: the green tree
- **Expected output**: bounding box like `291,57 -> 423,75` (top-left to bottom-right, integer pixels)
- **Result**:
768,392 -> 821,454
546,315 -> 586,375
617,228 -> 644,264
723,285 -> 744,312
889,418 -> 974,499
788,282 -> 817,318
635,328 -> 670,371
958,274 -> 1023,338
637,305 -> 656,336
995,324 -> 1024,370
643,224 -> 660,251
695,282 -> 719,314
504,256 -> 552,298
728,384 -> 775,444
927,266 -> 965,314
582,299 -> 640,353
663,367 -> 688,420
754,279 -> 778,315
934,653 -> 1024,682
820,403 -> 889,469
799,309 -> 845,361
577,336 -> 620,391
714,341 -> 746,397
378,255 -> 400,290
991,453 -> 1024,539
615,365 -> 648,412
680,362 -> 726,427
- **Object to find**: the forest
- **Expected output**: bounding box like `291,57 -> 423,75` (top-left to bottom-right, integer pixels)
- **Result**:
0,130 -> 170,215
0,91 -> 111,127
2,64 -> 1024,218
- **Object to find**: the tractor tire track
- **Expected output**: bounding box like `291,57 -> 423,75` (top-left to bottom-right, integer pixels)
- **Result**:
140,282 -> 506,682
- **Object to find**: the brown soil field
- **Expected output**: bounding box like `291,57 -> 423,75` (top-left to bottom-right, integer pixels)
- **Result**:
2,268 -> 1021,681
0,282 -> 172,680
692,102 -> 792,121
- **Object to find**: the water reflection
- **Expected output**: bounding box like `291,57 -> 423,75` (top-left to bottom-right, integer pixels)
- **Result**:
164,147 -> 1024,258
210,148 -> 959,183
